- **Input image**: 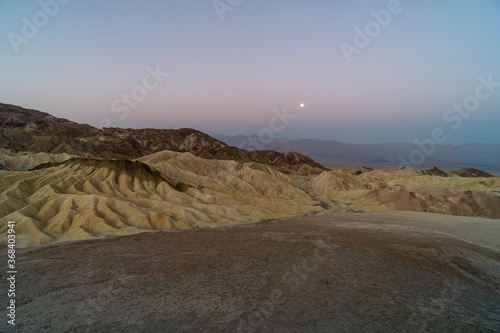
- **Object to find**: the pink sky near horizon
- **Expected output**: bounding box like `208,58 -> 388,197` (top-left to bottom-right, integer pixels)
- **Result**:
1,0 -> 499,144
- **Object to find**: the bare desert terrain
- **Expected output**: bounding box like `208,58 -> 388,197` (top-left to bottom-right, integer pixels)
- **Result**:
1,105 -> 500,332
1,149 -> 499,249
1,211 -> 499,332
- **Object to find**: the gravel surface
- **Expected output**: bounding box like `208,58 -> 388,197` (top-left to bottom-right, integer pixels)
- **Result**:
1,211 -> 499,332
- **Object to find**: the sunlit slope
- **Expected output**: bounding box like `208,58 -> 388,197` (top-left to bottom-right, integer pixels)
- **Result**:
0,149 -> 74,171
297,169 -> 500,218
0,151 -> 322,248
1,150 -> 500,249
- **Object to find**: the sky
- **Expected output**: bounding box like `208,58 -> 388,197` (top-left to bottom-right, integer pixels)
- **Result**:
1,0 -> 499,144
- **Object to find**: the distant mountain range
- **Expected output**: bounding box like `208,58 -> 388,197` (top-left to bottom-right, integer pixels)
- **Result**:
1,103 -> 500,250
2,102 -> 497,175
0,103 -> 325,172
216,135 -> 500,175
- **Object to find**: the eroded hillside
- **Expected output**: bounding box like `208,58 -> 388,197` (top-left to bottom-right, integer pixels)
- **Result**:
1,149 -> 499,248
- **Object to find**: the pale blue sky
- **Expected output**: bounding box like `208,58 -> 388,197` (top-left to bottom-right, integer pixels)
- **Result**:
1,0 -> 499,144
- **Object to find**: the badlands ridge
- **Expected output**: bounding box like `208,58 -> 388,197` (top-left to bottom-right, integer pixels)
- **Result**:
0,103 -> 499,248
1,148 -> 499,248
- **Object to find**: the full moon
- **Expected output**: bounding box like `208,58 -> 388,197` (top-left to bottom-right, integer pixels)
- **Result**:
300,103 -> 305,108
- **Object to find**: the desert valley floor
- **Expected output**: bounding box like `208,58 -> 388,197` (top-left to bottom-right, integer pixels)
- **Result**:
1,211 -> 500,332
1,105 -> 500,332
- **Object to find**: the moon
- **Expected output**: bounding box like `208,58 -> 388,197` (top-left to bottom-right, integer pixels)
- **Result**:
300,103 -> 305,108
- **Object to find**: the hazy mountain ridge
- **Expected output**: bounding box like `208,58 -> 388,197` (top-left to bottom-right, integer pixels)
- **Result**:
216,135 -> 500,174
0,103 -> 325,172
1,103 -> 499,249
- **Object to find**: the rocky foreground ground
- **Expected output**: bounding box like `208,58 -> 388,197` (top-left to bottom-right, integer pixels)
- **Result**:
1,211 -> 499,332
